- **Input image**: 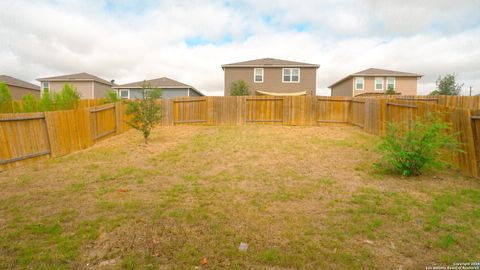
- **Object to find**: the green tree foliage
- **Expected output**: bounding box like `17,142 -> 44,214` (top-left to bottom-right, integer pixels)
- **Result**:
104,89 -> 119,103
377,115 -> 460,176
54,83 -> 81,110
230,80 -> 249,96
125,81 -> 162,144
21,93 -> 38,112
39,89 -> 54,112
385,85 -> 396,95
0,82 -> 13,113
430,74 -> 463,96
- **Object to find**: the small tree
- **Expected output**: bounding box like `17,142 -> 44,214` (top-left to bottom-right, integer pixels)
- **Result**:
230,80 -> 249,96
21,93 -> 38,112
125,81 -> 162,144
430,74 -> 463,96
104,89 -> 119,103
39,89 -> 54,112
385,85 -> 396,95
377,115 -> 460,176
54,83 -> 80,110
0,82 -> 12,113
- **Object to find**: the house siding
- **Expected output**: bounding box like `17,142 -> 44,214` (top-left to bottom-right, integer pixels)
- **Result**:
47,81 -> 93,99
352,76 -> 418,96
8,85 -> 40,100
93,82 -> 111,98
118,88 -> 195,99
330,78 -> 353,97
224,67 -> 317,96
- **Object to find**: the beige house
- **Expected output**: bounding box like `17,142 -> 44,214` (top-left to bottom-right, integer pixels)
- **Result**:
37,72 -> 113,99
222,58 -> 319,96
113,77 -> 203,99
329,68 -> 422,97
0,75 -> 40,99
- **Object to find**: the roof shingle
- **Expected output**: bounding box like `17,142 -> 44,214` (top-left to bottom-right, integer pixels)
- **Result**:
329,68 -> 422,88
0,75 -> 40,91
37,72 -> 112,85
222,58 -> 319,68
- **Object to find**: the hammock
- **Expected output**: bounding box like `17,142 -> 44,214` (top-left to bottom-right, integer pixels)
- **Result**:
256,90 -> 307,96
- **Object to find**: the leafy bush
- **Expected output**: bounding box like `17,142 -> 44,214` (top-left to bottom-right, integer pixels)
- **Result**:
104,89 -> 119,103
54,83 -> 80,110
385,85 -> 396,95
378,115 -> 460,176
39,89 -> 54,112
21,93 -> 38,112
126,81 -> 162,144
230,80 -> 249,96
0,82 -> 12,113
430,73 -> 463,96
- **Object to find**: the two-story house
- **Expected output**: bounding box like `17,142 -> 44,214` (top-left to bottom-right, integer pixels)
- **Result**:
329,68 -> 422,97
222,58 -> 319,96
37,72 -> 113,99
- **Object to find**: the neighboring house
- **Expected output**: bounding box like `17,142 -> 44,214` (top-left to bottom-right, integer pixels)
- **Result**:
329,68 -> 422,97
112,77 -> 204,99
0,75 -> 40,99
37,72 -> 113,99
222,58 -> 320,96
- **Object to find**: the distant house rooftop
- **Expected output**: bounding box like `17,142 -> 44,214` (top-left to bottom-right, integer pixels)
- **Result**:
0,75 -> 40,91
221,58 -> 320,69
37,72 -> 112,86
113,77 -> 204,96
329,68 -> 422,88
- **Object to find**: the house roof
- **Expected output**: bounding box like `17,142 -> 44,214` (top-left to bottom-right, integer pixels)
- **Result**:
37,72 -> 113,86
329,68 -> 423,88
221,58 -> 320,68
0,75 -> 40,91
113,77 -> 204,96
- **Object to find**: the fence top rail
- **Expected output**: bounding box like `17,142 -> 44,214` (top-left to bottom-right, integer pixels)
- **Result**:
317,97 -> 351,101
396,97 -> 439,101
246,97 -> 284,101
90,103 -> 115,113
0,113 -> 45,122
173,98 -> 207,103
386,102 -> 418,108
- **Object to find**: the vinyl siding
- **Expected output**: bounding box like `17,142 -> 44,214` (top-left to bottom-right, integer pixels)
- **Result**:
7,85 -> 40,100
330,78 -> 353,97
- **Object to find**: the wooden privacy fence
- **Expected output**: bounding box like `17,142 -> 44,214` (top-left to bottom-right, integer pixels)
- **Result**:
0,102 -> 129,170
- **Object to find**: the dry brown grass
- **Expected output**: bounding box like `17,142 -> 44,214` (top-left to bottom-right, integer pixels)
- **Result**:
0,125 -> 479,269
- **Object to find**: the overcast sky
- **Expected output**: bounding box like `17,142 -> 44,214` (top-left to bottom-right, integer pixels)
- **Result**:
1,0 -> 479,96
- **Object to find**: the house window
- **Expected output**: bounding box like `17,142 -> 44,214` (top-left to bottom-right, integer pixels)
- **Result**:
355,77 -> 364,90
283,68 -> 300,83
386,77 -> 395,90
42,82 -> 50,93
375,77 -> 384,91
254,68 -> 263,83
119,89 -> 130,99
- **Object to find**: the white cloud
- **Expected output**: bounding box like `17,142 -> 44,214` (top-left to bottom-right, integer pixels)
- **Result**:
0,0 -> 479,96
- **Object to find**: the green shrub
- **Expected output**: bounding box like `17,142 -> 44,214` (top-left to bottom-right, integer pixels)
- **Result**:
21,93 -> 38,112
125,81 -> 162,144
104,89 -> 119,103
385,85 -> 396,95
0,82 -> 12,113
230,80 -> 249,96
39,89 -> 54,112
377,115 -> 460,176
54,83 -> 80,110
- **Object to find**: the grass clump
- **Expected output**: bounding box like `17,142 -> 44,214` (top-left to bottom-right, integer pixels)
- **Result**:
377,115 -> 460,176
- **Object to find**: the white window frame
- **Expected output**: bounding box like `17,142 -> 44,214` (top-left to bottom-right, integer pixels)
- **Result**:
119,89 -> 130,99
375,77 -> 384,91
254,68 -> 264,83
354,77 -> 364,90
282,68 -> 300,83
42,82 -> 50,93
386,77 -> 395,90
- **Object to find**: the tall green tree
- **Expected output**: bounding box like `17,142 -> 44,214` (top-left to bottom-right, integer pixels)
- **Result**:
21,93 -> 38,112
0,82 -> 12,113
230,80 -> 249,96
104,88 -> 119,103
430,74 -> 463,96
125,81 -> 162,144
54,83 -> 81,110
39,89 -> 54,112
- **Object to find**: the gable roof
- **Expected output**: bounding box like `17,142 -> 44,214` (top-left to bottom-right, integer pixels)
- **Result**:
222,58 -> 320,68
37,72 -> 112,86
0,75 -> 40,91
113,77 -> 204,96
329,68 -> 422,88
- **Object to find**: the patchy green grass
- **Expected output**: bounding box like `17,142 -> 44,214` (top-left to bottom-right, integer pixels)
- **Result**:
0,125 -> 478,269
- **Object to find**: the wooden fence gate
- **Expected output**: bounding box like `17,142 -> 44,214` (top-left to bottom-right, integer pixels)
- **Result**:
246,97 -> 284,124
0,113 -> 51,165
90,104 -> 117,141
173,98 -> 207,125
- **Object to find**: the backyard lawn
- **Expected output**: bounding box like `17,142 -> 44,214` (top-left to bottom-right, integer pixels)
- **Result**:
0,125 -> 479,269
